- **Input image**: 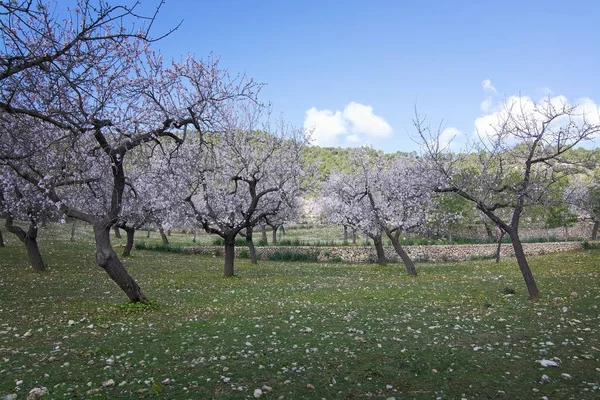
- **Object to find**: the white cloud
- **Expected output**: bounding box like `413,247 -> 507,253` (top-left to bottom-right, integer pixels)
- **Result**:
480,98 -> 494,113
304,102 -> 392,147
439,127 -> 462,149
303,107 -> 347,147
342,102 -> 392,138
474,93 -> 600,141
482,79 -> 497,94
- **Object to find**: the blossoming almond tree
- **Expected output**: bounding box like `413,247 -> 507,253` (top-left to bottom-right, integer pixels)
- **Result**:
0,0 -> 260,302
417,98 -> 600,300
174,107 -> 307,277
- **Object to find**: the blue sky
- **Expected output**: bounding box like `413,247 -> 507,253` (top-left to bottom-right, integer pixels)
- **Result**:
143,0 -> 599,152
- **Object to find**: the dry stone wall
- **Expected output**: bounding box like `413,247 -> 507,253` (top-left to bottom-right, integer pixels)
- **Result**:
184,241 -> 588,263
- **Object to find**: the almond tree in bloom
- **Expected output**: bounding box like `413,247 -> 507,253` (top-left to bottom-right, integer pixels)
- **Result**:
322,149 -> 431,273
417,98 -> 600,300
0,1 -> 260,301
567,175 -> 600,240
173,106 -> 307,277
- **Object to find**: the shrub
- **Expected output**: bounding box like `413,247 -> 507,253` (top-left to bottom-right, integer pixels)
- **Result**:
135,242 -> 185,253
268,251 -> 318,262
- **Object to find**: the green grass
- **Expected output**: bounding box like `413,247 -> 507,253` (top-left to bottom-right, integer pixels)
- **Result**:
1,225 -> 599,399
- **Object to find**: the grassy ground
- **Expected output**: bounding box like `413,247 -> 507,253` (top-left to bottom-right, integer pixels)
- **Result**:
0,226 -> 599,399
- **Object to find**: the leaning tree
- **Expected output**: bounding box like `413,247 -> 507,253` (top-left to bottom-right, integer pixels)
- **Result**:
417,97 -> 600,300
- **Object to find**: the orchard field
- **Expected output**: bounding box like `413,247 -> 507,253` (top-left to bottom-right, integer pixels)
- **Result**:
1,226 -> 599,399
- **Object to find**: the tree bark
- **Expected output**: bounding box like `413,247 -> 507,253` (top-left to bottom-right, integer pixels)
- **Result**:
389,232 -> 417,276
158,226 -> 169,244
372,234 -> 387,266
93,221 -> 147,302
122,227 -> 135,257
591,220 -> 598,240
271,225 -> 278,244
343,225 -> 348,242
0,228 -> 4,247
70,221 -> 77,242
223,234 -> 236,277
246,226 -> 258,264
261,225 -> 268,244
113,226 -> 122,238
509,231 -> 540,300
5,217 -> 45,271
192,230 -> 197,243
352,229 -> 357,244
495,230 -> 506,263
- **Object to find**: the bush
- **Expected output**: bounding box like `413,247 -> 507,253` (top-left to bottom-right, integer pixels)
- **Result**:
135,242 -> 186,253
211,237 -> 248,246
582,240 -> 600,250
268,251 -> 318,262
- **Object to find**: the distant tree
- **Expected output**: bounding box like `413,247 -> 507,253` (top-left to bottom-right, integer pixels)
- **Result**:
176,108 -> 307,277
567,175 -> 600,240
417,98 -> 600,300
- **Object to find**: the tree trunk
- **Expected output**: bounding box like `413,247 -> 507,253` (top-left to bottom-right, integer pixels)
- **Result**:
483,221 -> 494,241
146,229 -> 150,238
509,231 -> 540,300
389,232 -> 417,276
352,229 -> 357,244
246,226 -> 258,264
70,221 -> 77,242
93,222 -> 147,302
192,230 -> 197,243
271,225 -> 278,244
0,228 -> 4,247
495,230 -> 506,263
343,225 -> 348,242
167,229 -> 171,236
372,234 -> 387,266
280,225 -> 286,236
223,234 -> 236,277
158,226 -> 169,245
5,217 -> 45,271
122,227 -> 135,257
261,225 -> 268,244
113,226 -> 122,238
592,220 -> 599,240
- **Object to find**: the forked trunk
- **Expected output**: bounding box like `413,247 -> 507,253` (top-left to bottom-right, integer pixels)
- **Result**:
158,226 -> 169,245
495,230 -> 506,263
591,220 -> 598,240
389,232 -> 417,276
246,226 -> 258,264
5,218 -> 45,271
94,222 -> 147,302
223,234 -> 236,277
509,230 -> 540,300
113,226 -> 122,238
122,227 -> 135,257
372,234 -> 387,266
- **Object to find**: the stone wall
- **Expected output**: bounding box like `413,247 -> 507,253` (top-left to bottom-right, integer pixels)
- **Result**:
183,240 -> 589,263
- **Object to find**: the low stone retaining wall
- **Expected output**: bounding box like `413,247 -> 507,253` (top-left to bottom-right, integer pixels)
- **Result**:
183,241 -> 588,263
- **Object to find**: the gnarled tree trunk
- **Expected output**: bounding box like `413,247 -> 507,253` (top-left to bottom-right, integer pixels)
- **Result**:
113,226 -> 122,238
94,221 -> 147,302
246,226 -> 258,264
122,226 -> 135,257
5,217 -> 45,271
508,230 -> 540,300
389,231 -> 417,276
372,234 -> 387,266
223,234 -> 236,277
